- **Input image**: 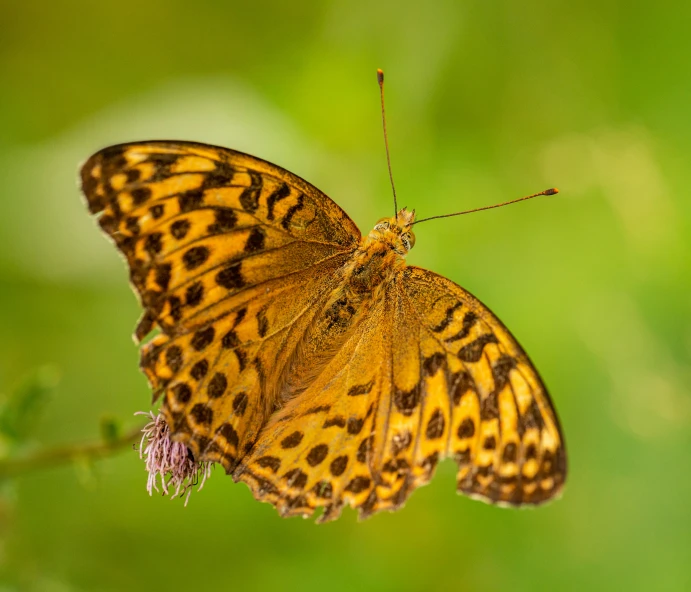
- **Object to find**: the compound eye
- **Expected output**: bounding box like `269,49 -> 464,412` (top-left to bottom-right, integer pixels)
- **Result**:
400,232 -> 414,251
374,218 -> 390,231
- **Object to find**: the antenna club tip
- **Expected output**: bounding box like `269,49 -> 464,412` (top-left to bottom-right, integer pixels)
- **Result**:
377,69 -> 384,84
546,187 -> 559,195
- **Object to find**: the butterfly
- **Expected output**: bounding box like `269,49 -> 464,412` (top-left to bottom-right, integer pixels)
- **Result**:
80,77 -> 566,522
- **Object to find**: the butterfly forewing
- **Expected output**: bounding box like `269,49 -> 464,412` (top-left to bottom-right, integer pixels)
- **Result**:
81,141 -> 359,470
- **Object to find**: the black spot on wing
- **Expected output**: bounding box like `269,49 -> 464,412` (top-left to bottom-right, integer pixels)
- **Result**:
167,296 -> 182,321
345,476 -> 371,494
393,385 -> 420,415
423,352 -> 446,376
347,417 -> 365,435
131,187 -> 151,205
208,208 -> 238,234
257,456 -> 281,472
425,409 -> 445,439
178,189 -> 204,213
183,246 -> 210,270
431,301 -> 462,333
457,333 -> 499,363
518,399 -> 545,435
147,152 -> 179,182
451,370 -> 475,405
216,262 -> 245,290
125,216 -> 139,235
145,232 -> 163,255
281,193 -> 304,230
391,431 -> 412,455
330,456 -> 348,476
221,329 -> 239,349
218,423 -> 239,448
303,405 -> 331,415
457,418 -> 475,439
445,311 -> 479,343
347,381 -> 374,397
126,168 -> 141,183
190,359 -> 209,380
283,468 -> 308,489
502,442 -> 517,462
492,354 -> 517,394
281,431 -> 303,449
323,416 -> 346,429
170,219 -> 190,240
202,164 -> 234,189
172,382 -> 192,404
150,204 -> 164,219
207,372 -> 228,398
257,308 -> 269,338
244,227 -> 266,252
190,403 -> 213,425
232,392 -> 248,416
306,444 -> 329,467
185,282 -> 204,306
266,183 -> 291,221
480,392 -> 499,421
239,172 -> 262,212
190,326 -> 215,351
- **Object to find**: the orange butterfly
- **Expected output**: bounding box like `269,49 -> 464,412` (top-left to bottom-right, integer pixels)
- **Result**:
80,72 -> 566,521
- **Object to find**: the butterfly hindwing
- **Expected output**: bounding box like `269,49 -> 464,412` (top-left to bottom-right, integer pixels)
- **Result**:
398,266 -> 567,506
80,141 -> 360,470
235,266 -> 566,520
234,292 -> 392,521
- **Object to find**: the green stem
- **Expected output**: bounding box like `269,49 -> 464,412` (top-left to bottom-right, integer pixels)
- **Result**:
0,425 -> 144,479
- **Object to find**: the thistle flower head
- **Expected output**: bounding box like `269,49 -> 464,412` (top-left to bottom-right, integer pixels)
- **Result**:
135,411 -> 212,505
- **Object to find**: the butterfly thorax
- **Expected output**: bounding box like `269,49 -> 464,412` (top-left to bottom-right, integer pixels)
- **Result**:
274,210 -> 415,406
340,207 -> 415,296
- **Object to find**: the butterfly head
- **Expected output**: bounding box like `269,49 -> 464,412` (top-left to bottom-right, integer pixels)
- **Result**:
370,207 -> 417,254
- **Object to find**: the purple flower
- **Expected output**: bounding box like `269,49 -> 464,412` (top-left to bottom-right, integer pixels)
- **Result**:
135,411 -> 212,505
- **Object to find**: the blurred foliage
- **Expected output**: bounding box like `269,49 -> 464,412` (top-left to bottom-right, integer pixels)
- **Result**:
1,0 -> 690,591
98,417 -> 121,446
0,366 -> 59,445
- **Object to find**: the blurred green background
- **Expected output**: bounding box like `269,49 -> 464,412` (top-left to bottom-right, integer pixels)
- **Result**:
1,0 -> 690,590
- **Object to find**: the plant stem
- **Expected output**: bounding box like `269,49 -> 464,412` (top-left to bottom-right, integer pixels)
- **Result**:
0,425 -> 144,479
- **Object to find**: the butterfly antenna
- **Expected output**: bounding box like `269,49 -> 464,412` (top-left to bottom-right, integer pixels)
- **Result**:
377,69 -> 398,217
412,188 -> 560,225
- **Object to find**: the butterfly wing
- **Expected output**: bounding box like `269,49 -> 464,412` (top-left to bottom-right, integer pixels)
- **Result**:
233,289 -> 395,520
235,265 -> 566,521
80,141 -> 360,470
391,266 -> 566,507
